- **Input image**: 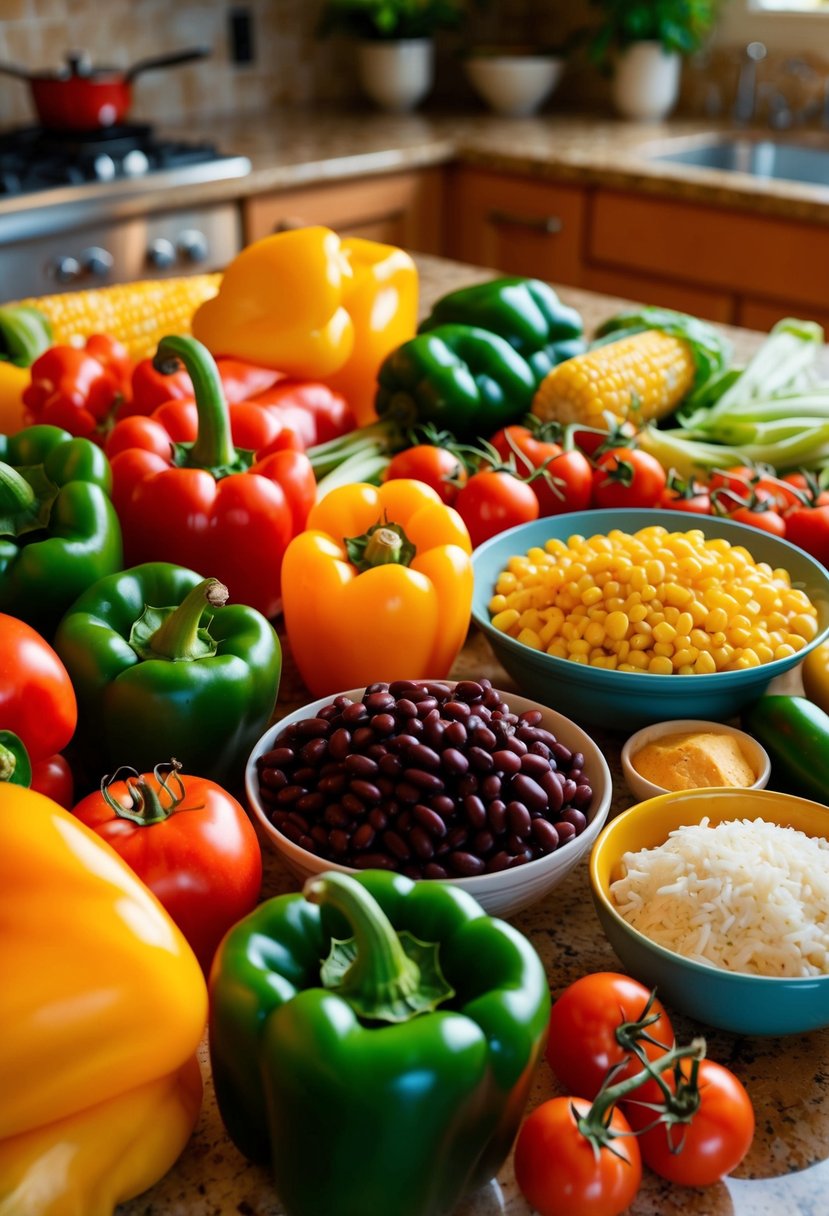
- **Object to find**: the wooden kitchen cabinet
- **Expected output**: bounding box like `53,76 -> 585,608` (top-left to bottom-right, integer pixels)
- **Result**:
446,168 -> 587,285
243,168 -> 446,252
447,166 -> 829,330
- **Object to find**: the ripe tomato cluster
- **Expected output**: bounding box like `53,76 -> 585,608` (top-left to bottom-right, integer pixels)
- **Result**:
386,426 -> 829,567
513,972 -> 755,1216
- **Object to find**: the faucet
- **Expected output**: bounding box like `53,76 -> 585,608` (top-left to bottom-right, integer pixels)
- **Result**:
734,41 -> 767,124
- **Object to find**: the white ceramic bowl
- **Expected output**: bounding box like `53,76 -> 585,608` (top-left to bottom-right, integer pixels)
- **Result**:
621,718 -> 771,803
245,684 -> 612,919
464,55 -> 564,118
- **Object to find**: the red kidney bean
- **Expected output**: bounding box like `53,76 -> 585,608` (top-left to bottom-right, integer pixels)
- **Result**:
413,804 -> 447,837
311,824 -> 329,847
457,773 -> 479,798
531,819 -> 560,852
257,786 -> 281,806
463,794 -> 487,829
296,792 -> 325,815
333,694 -> 354,708
352,823 -> 376,850
324,804 -> 349,827
519,709 -> 544,726
487,800 -> 507,833
286,810 -> 310,834
406,743 -> 441,770
561,778 -> 578,803
409,827 -> 435,860
446,825 -> 469,849
486,851 -> 511,873
443,721 -> 468,748
430,794 -> 456,819
276,784 -> 307,805
413,697 -> 438,718
351,726 -> 375,750
390,733 -> 418,753
472,829 -> 495,855
368,807 -> 389,831
480,774 -> 503,802
353,852 -> 397,871
455,680 -> 484,702
491,749 -> 521,776
468,746 -> 494,773
371,713 -> 397,735
329,829 -> 351,854
508,850 -> 533,868
571,752 -> 584,770
550,741 -> 573,764
341,702 -> 368,724
292,767 -> 317,786
389,679 -> 420,698
262,746 -> 294,768
423,719 -> 446,750
505,736 -> 528,757
295,717 -> 330,739
448,851 -> 486,876
327,728 -> 352,761
510,774 -> 549,813
259,766 -> 289,791
423,862 -> 449,879
442,747 -> 469,776
383,830 -> 410,861
376,777 -> 395,798
554,820 -> 577,845
348,779 -> 380,803
345,754 -> 378,778
573,784 -> 593,809
407,717 -> 425,737
317,773 -> 347,796
379,753 -> 403,777
395,781 -> 420,804
470,725 -> 497,751
442,700 -> 471,720
404,769 -> 445,793
300,737 -> 328,765
395,698 -> 418,718
561,807 -> 588,833
341,793 -> 367,817
520,753 -> 551,781
507,801 -> 532,836
366,691 -> 395,714
540,770 -> 564,813
527,741 -> 551,760
366,743 -> 389,762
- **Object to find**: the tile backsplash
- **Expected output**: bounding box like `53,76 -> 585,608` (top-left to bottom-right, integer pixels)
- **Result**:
1,0 -> 827,129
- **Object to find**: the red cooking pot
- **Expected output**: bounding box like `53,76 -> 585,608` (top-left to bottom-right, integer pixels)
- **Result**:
0,47 -> 211,131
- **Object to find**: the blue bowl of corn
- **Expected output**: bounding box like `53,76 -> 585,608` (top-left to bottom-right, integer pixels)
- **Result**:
471,508 -> 829,730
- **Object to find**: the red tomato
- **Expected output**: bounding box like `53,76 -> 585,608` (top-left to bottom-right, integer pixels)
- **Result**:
0,614 -> 77,763
660,476 -> 712,515
455,470 -> 539,547
72,762 -> 262,975
782,472 -> 829,508
785,504 -> 829,566
546,972 -> 675,1100
570,419 -> 637,459
488,426 -> 592,516
591,448 -> 667,510
709,466 -> 802,517
624,1059 -> 754,1187
489,424 -> 562,470
725,505 -> 787,537
514,1097 -> 642,1216
384,445 -> 466,505
30,754 -> 74,809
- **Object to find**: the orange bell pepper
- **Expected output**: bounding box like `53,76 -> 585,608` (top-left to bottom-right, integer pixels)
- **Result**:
191,226 -> 418,427
0,785 -> 207,1216
282,479 -> 473,698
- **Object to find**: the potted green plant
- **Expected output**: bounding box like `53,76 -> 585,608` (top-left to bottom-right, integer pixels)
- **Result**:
319,0 -> 469,112
587,0 -> 720,120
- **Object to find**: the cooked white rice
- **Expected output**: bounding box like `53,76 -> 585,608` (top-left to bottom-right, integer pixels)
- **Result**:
610,817 -> 829,978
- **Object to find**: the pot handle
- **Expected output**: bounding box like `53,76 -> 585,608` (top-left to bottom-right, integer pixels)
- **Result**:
124,46 -> 211,83
0,61 -> 34,82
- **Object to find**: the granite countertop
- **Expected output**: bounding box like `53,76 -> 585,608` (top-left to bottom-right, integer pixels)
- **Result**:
171,106 -> 829,226
114,257 -> 829,1216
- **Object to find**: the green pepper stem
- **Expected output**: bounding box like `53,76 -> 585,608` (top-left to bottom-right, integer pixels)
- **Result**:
101,759 -> 186,825
0,730 -> 32,788
0,461 -> 36,513
0,305 -> 52,367
144,577 -> 228,661
304,873 -> 423,1015
154,335 -> 237,470
0,742 -> 16,781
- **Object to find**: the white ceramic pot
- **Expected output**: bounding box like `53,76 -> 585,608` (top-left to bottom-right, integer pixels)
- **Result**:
464,54 -> 564,118
612,41 -> 681,121
357,38 -> 434,113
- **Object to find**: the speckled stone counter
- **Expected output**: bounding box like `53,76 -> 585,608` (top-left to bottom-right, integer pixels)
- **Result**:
170,106 -> 829,226
115,259 -> 829,1216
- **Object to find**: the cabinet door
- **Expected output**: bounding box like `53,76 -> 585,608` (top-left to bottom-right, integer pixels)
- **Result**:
447,168 -> 586,285
244,169 -> 445,252
581,265 -> 734,323
737,296 -> 829,333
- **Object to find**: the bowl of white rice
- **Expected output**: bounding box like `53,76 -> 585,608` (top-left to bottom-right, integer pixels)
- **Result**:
589,786 -> 829,1035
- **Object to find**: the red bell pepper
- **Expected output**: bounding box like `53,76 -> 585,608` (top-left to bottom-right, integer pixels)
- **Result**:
0,613 -> 77,807
125,354 -> 283,417
106,336 -> 317,619
23,334 -> 132,441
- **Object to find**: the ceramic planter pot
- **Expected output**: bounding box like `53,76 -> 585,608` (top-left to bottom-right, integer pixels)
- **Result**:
612,41 -> 681,121
464,52 -> 564,117
357,39 -> 434,113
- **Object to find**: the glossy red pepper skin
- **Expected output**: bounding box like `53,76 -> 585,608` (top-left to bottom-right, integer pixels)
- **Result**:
23,334 -> 131,440
125,355 -> 282,417
106,338 -> 318,619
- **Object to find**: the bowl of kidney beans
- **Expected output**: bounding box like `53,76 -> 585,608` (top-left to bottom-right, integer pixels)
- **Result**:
245,678 -> 612,918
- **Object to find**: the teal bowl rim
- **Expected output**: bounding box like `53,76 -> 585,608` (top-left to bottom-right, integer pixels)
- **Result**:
590,788 -> 829,990
471,508 -> 829,689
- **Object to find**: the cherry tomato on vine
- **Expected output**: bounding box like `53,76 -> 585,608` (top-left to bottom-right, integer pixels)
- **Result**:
384,445 -> 466,505
785,504 -> 829,566
724,504 -> 787,537
546,972 -> 675,1100
660,475 -> 712,515
782,472 -> 829,508
570,419 -> 637,459
624,1058 -> 754,1187
591,447 -> 667,510
514,1097 -> 642,1216
488,424 -> 562,470
454,470 -> 539,548
30,754 -> 74,809
487,426 -> 592,516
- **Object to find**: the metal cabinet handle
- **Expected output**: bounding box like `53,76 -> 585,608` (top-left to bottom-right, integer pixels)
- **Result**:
488,208 -> 563,235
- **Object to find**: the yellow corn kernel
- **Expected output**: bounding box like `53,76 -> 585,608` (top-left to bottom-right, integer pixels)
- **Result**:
648,655 -> 675,674
492,609 -> 520,633
626,650 -> 649,669
13,274 -> 221,361
488,594 -> 508,614
652,642 -> 674,658
694,651 -> 717,674
652,621 -> 676,644
584,621 -> 606,647
605,610 -> 630,640
547,639 -> 568,659
517,628 -> 543,650
629,632 -> 651,651
568,639 -> 592,656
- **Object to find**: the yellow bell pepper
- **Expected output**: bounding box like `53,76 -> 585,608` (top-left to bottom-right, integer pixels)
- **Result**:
282,479 -> 473,698
803,639 -> 829,715
0,786 -> 207,1216
191,226 -> 418,426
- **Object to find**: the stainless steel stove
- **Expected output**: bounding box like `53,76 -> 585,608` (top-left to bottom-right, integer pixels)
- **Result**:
0,122 -> 251,300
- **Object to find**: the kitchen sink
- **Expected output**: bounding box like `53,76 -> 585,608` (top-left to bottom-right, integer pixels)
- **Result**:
647,137 -> 829,187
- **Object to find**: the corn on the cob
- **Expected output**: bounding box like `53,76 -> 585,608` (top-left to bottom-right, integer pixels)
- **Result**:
10,273 -> 222,362
531,329 -> 696,428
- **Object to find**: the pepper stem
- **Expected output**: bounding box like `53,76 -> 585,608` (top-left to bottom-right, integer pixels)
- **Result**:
304,872 -> 454,1023
344,518 -> 416,572
154,335 -> 238,471
0,462 -> 36,512
0,742 -> 16,780
137,577 -> 228,662
0,305 -> 52,367
0,731 -> 32,788
100,759 -> 186,825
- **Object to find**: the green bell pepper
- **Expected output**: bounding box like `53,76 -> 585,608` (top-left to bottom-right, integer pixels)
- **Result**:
375,324 -> 537,441
209,869 -> 550,1216
53,562 -> 281,786
0,424 -> 123,636
419,277 -> 585,385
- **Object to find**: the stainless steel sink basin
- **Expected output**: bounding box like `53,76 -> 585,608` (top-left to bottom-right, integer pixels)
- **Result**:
648,138 -> 829,187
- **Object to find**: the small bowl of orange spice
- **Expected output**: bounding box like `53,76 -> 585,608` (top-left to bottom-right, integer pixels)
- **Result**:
621,718 -> 771,802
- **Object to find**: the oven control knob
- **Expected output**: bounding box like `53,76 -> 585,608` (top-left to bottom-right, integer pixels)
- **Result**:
51,256 -> 82,284
81,246 -> 114,278
177,228 -> 209,264
146,238 -> 177,270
